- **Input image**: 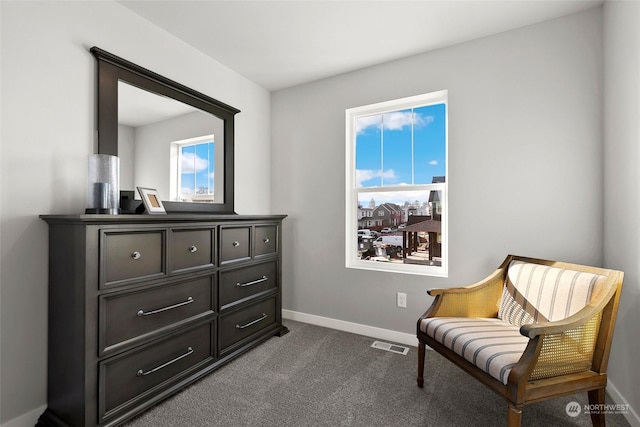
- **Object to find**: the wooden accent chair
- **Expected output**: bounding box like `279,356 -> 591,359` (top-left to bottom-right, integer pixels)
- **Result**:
417,255 -> 623,427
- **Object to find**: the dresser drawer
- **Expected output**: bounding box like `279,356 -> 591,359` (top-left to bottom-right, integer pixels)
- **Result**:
102,230 -> 165,287
100,276 -> 214,355
219,226 -> 251,264
219,262 -> 277,310
100,322 -> 214,421
170,228 -> 215,273
218,297 -> 276,352
254,224 -> 278,257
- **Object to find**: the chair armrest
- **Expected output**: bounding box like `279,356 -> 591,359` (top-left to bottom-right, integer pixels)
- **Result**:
519,284 -> 616,339
422,268 -> 505,318
514,285 -> 618,382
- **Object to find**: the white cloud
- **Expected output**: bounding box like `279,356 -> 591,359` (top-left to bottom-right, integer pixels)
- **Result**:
355,115 -> 381,134
181,152 -> 209,174
414,113 -> 435,128
355,112 -> 434,135
356,169 -> 395,187
382,112 -> 414,131
429,160 -> 438,166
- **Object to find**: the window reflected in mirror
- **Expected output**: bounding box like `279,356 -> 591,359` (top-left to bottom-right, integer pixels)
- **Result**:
169,135 -> 222,203
118,81 -> 224,203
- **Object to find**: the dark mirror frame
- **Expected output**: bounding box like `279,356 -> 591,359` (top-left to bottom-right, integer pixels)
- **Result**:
91,46 -> 240,214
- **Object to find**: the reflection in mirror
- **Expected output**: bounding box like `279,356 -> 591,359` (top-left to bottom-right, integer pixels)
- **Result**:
91,46 -> 240,214
117,82 -> 224,204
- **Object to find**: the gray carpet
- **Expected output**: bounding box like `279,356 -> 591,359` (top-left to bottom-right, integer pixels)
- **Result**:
123,320 -> 632,427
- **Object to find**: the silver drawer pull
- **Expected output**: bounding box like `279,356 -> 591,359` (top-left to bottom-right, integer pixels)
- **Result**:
236,276 -> 268,288
188,245 -> 198,253
236,313 -> 268,330
233,241 -> 240,247
263,238 -> 270,244
131,251 -> 142,260
137,297 -> 194,317
136,347 -> 193,377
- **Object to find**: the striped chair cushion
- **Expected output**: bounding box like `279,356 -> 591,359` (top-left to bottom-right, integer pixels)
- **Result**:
420,317 -> 528,385
498,261 -> 607,326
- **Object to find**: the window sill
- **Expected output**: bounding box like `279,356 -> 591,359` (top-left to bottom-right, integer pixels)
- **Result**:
346,259 -> 448,277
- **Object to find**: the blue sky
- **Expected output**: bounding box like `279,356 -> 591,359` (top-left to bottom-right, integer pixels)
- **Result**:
180,142 -> 215,195
355,103 -> 446,187
355,103 -> 446,206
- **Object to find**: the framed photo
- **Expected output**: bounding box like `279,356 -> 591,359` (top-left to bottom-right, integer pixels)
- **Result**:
136,187 -> 166,215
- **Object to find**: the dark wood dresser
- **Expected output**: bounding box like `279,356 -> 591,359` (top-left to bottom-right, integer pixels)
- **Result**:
37,214 -> 287,427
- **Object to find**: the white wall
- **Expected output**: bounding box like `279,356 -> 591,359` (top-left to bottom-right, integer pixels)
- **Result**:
603,1 -> 640,424
132,111 -> 223,202
0,1 -> 271,424
272,7 -> 604,351
3,1 -> 638,426
118,124 -> 135,192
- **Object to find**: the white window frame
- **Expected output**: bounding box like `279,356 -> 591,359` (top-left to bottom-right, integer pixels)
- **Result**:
169,134 -> 219,202
345,90 -> 448,277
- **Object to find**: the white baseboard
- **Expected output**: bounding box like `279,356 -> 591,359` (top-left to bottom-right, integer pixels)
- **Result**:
282,309 -> 418,347
607,380 -> 640,427
1,405 -> 46,427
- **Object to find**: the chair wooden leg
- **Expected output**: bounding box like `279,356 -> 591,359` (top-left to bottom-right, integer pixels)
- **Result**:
417,342 -> 425,388
588,388 -> 606,427
507,403 -> 522,427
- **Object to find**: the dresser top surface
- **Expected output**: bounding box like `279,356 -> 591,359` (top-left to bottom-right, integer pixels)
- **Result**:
40,213 -> 287,225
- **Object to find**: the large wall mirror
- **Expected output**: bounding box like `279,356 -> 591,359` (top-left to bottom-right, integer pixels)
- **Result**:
91,47 -> 240,214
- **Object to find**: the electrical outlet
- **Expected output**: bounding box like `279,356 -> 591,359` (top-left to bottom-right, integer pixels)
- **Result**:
397,292 -> 407,308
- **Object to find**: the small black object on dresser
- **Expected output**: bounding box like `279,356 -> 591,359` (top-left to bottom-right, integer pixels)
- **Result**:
37,214 -> 287,427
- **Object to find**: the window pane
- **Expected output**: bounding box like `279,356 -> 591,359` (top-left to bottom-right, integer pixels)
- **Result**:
355,115 -> 382,187
382,109 -> 412,185
180,145 -> 196,198
194,142 -> 214,195
355,189 -> 444,267
208,142 -> 215,192
347,90 -> 448,276
179,141 -> 215,201
413,103 -> 446,184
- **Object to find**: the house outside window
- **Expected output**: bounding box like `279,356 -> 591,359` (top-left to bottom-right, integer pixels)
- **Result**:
345,91 -> 448,276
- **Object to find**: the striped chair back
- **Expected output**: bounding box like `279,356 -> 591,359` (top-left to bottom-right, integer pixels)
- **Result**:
497,261 -> 607,326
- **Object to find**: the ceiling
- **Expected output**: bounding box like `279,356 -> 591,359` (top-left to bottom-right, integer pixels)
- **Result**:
118,81 -> 199,127
118,0 -> 603,92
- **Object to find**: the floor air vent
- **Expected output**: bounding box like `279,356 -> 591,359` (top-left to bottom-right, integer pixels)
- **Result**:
371,340 -> 409,355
